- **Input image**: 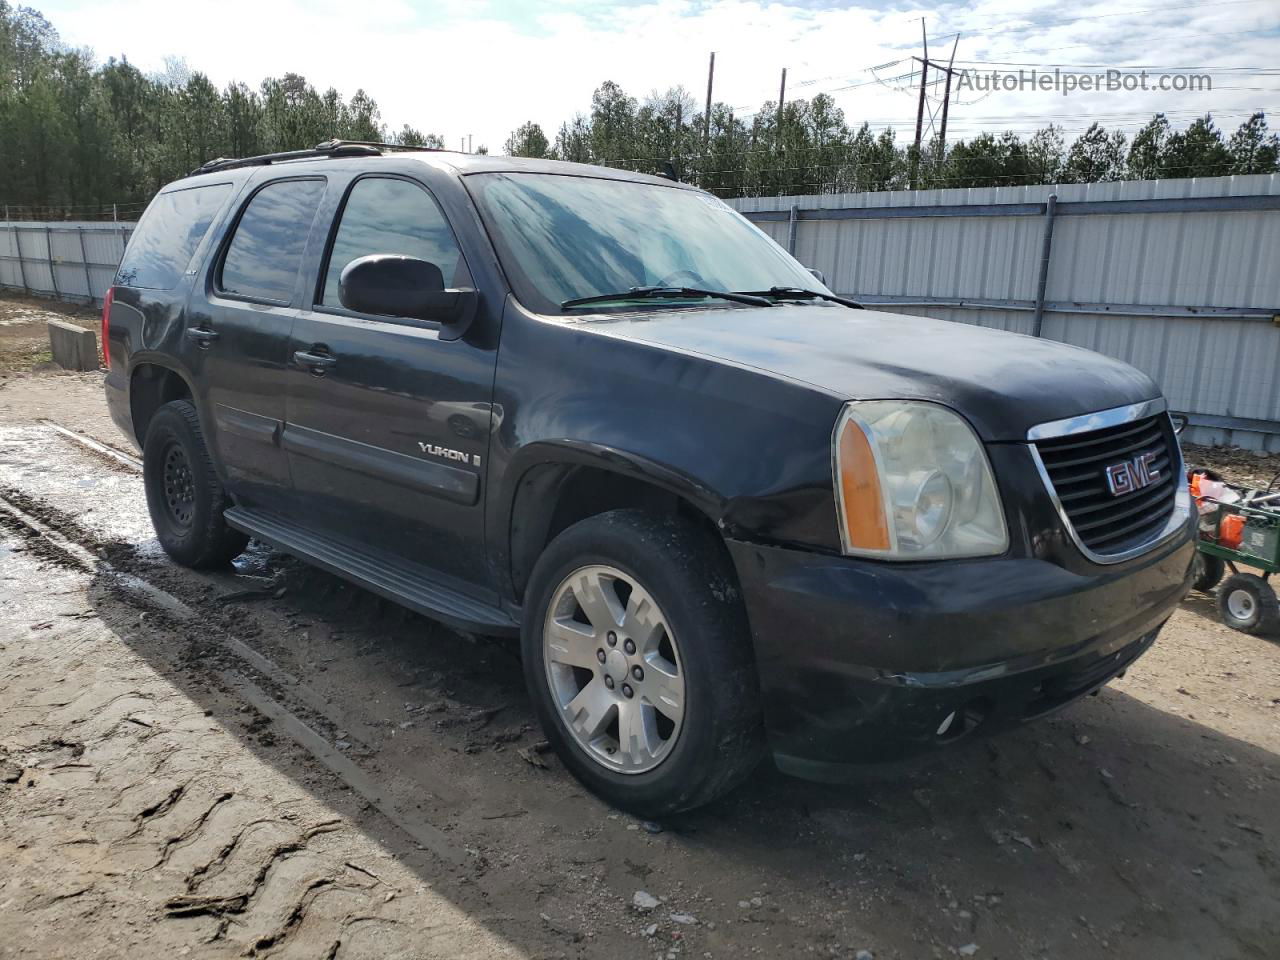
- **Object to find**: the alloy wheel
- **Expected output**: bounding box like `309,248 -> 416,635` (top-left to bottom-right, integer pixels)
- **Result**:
542,564 -> 685,774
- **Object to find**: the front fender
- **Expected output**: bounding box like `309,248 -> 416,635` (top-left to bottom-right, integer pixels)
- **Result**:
484,298 -> 849,606
501,439 -> 726,525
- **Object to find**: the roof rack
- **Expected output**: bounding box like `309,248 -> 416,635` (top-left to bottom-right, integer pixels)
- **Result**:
188,139 -> 445,177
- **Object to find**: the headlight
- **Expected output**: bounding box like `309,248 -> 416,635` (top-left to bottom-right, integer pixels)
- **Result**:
833,400 -> 1008,559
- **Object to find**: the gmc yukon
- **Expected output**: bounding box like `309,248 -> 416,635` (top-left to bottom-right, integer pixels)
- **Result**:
103,141 -> 1194,815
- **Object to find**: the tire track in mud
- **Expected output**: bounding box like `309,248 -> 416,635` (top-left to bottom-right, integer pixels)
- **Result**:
42,419 -> 143,471
0,483 -> 470,869
1,510 -> 530,959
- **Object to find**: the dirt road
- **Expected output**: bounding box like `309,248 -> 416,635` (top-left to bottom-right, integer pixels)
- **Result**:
1,307 -> 1277,958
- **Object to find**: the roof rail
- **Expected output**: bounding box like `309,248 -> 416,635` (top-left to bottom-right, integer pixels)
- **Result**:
318,139 -> 446,153
188,139 -> 444,177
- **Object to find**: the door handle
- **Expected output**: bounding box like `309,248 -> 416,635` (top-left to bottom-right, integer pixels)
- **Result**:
293,349 -> 337,376
186,326 -> 219,348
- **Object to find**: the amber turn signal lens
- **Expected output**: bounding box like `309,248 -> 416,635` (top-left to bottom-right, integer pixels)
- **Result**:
837,419 -> 890,551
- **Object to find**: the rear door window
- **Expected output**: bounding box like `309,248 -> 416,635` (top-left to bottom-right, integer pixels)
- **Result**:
115,183 -> 231,290
319,177 -> 468,307
219,178 -> 326,303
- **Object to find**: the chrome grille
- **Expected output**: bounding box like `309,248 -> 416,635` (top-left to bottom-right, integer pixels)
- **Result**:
1033,412 -> 1178,558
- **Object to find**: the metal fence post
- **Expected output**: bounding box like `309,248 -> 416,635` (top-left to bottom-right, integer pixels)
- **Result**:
76,226 -> 94,303
787,203 -> 799,256
45,224 -> 59,298
1031,194 -> 1058,338
11,223 -> 29,294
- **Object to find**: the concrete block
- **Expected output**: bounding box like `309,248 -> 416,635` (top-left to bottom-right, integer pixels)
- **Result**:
47,320 -> 99,371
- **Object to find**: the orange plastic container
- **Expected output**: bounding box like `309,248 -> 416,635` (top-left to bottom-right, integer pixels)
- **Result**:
1220,513 -> 1246,549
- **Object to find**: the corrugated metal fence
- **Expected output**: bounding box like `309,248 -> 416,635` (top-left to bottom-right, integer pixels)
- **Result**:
0,220 -> 134,306
731,174 -> 1280,450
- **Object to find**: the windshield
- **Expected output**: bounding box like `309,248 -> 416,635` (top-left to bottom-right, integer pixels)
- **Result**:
467,172 -> 828,314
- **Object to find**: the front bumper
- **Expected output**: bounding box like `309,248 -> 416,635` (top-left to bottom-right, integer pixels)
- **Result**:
727,530 -> 1193,780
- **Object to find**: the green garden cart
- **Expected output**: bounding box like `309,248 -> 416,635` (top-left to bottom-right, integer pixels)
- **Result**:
1191,490 -> 1280,634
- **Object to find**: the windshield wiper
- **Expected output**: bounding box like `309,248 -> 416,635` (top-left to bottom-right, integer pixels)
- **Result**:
734,287 -> 864,309
561,286 -> 774,310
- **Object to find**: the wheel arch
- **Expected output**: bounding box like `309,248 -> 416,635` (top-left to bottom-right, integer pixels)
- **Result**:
503,441 -> 731,604
128,358 -> 196,448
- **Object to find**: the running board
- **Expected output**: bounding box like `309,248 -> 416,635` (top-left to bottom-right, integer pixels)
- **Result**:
224,507 -> 519,637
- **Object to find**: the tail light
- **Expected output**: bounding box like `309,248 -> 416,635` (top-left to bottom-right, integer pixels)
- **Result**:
100,286 -> 114,369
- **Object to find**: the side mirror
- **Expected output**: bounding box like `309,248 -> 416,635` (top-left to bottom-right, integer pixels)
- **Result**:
339,254 -> 478,336
807,267 -> 826,286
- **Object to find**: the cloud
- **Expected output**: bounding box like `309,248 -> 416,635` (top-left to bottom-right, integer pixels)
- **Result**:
35,0 -> 1280,151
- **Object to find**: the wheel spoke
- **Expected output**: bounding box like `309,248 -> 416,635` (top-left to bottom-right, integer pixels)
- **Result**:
617,699 -> 660,768
565,678 -> 615,741
571,569 -> 623,631
622,588 -> 664,651
641,664 -> 683,725
545,617 -> 600,669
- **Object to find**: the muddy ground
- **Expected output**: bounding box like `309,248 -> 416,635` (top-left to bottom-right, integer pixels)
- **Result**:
0,293 -> 99,373
1,298 -> 1278,959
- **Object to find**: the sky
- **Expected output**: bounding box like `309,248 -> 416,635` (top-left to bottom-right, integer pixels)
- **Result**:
34,0 -> 1280,152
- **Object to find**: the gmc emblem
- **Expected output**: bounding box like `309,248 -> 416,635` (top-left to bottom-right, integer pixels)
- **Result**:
1104,451 -> 1161,497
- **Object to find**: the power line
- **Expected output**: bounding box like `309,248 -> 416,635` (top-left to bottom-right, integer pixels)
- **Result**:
782,1 -> 1275,94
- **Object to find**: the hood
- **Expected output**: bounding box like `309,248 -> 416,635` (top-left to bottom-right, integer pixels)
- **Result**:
583,304 -> 1160,442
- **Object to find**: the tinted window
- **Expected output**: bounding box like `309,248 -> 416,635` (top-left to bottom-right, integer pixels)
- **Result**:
220,179 -> 326,302
469,173 -> 824,314
116,183 -> 230,290
321,177 -> 466,306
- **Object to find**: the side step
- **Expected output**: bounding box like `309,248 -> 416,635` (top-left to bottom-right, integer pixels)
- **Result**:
224,507 -> 519,637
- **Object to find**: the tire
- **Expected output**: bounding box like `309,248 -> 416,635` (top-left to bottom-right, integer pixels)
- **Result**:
521,509 -> 764,817
143,399 -> 249,569
1216,573 -> 1280,635
1191,552 -> 1225,593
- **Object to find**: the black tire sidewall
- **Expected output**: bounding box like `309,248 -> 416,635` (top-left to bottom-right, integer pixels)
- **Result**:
1192,553 -> 1225,593
143,401 -> 233,567
521,510 -> 761,816
1216,573 -> 1279,634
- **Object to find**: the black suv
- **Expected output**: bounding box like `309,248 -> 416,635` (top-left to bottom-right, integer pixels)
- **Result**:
103,141 -> 1194,815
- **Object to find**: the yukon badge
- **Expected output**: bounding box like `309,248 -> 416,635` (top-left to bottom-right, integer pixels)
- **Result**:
1104,451 -> 1159,497
419,442 -> 480,467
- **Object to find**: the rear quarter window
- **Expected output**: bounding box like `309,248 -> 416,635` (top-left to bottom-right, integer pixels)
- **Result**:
115,183 -> 231,290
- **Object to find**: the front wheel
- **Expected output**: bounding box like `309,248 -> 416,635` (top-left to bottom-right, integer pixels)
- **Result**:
521,509 -> 764,816
1191,552 -> 1225,593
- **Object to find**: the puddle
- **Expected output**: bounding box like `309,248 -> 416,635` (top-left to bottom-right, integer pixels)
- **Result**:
0,425 -> 160,554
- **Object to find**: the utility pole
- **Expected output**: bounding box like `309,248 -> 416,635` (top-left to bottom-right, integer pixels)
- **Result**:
937,35 -> 960,165
776,67 -> 787,140
468,133 -> 473,153
674,101 -> 683,178
703,52 -> 716,148
910,18 -> 928,190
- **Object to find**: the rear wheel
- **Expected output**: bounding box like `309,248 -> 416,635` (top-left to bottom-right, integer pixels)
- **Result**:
1216,573 -> 1280,635
521,509 -> 764,816
143,399 -> 248,568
